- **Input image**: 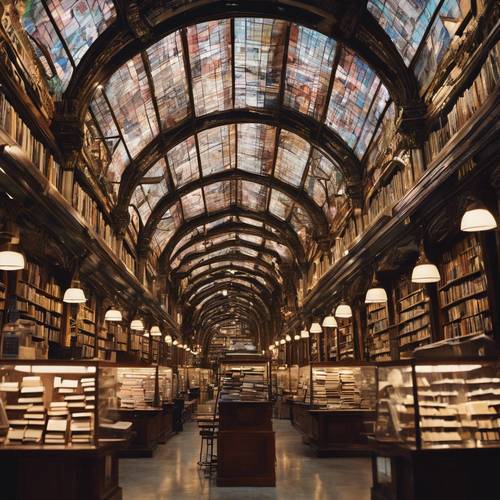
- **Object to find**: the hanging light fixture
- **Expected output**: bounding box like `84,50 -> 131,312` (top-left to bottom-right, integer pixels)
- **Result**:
222,289 -> 228,296
461,201 -> 497,232
268,344 -> 275,351
280,339 -> 286,345
285,334 -> 292,342
130,319 -> 144,331
63,280 -> 87,304
143,330 -> 150,337
173,339 -> 178,346
294,334 -> 301,341
411,240 -> 440,283
300,329 -> 309,339
310,322 -> 322,334
335,302 -> 352,319
0,245 -> 25,271
322,314 -> 337,328
150,325 -> 162,336
274,340 -> 279,346
165,334 -> 172,344
104,307 -> 122,322
365,272 -> 388,304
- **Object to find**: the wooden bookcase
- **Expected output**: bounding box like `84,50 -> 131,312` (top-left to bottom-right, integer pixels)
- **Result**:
337,318 -> 354,360
365,303 -> 391,361
437,233 -> 493,339
394,275 -> 433,356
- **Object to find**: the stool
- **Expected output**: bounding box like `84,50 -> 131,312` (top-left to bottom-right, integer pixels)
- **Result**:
198,425 -> 218,475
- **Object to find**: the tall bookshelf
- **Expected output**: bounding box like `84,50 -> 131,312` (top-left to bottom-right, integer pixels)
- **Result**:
394,275 -> 432,356
438,234 -> 493,339
337,318 -> 354,360
365,303 -> 391,361
76,300 -> 97,359
328,327 -> 338,361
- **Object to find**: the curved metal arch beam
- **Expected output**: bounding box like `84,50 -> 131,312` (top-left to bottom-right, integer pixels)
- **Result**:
176,253 -> 282,283
141,170 -> 329,247
170,222 -> 298,267
183,274 -> 276,305
158,207 -> 307,269
65,1 -> 419,126
181,265 -> 281,299
174,240 -> 289,275
116,110 -> 361,211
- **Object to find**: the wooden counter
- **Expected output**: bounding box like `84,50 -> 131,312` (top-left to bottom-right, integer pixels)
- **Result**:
291,401 -> 375,456
0,444 -> 121,500
217,401 -> 275,487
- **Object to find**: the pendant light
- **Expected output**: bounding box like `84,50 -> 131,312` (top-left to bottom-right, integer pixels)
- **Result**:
322,314 -> 337,328
150,325 -> 162,336
63,280 -> 87,304
411,241 -> 440,283
461,201 -> 497,232
365,272 -> 388,304
310,321 -> 322,334
280,339 -> 286,345
294,334 -> 301,341
269,344 -> 275,351
173,339 -> 178,346
143,330 -> 150,337
335,302 -> 352,319
274,340 -> 279,346
300,329 -> 309,339
130,319 -> 144,331
0,245 -> 25,271
104,307 -> 122,322
285,334 -> 292,342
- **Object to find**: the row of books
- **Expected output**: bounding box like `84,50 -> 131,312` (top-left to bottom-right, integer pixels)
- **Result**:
443,312 -> 493,339
17,282 -> 63,314
439,275 -> 487,306
220,365 -> 269,402
337,320 -> 354,359
440,235 -> 483,283
117,372 -> 156,409
366,303 -> 391,360
0,92 -> 61,189
424,41 -> 500,164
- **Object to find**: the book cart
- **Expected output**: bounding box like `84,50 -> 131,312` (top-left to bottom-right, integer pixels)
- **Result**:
217,354 -> 275,486
0,359 -> 130,500
371,357 -> 500,500
290,361 -> 377,456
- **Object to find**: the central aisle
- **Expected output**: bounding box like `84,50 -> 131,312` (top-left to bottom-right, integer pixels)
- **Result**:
120,419 -> 372,500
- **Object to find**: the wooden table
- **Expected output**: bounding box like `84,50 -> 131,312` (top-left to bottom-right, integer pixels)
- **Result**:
291,401 -> 375,456
217,401 -> 275,487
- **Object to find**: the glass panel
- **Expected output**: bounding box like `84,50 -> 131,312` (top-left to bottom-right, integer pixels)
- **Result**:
284,25 -> 336,119
239,181 -> 268,212
269,189 -> 293,221
265,240 -> 292,261
188,20 -> 233,116
167,136 -> 200,187
204,181 -> 233,212
181,188 -> 205,220
414,0 -> 471,90
234,18 -> 287,108
238,216 -> 263,227
198,125 -> 236,176
274,130 -> 310,187
237,123 -> 276,175
102,54 -> 159,163
147,31 -> 190,128
239,234 -> 264,246
368,0 -> 439,64
290,205 -> 313,245
153,202 -> 182,249
326,48 -> 381,153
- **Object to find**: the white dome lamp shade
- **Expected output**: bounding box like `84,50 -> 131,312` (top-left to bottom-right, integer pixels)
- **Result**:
274,340 -> 279,346
310,321 -> 322,334
461,201 -> 497,232
322,314 -> 337,328
411,241 -> 440,284
280,339 -> 286,345
335,302 -> 352,319
130,319 -> 144,331
0,245 -> 25,271
143,330 -> 150,338
150,325 -> 162,336
63,281 -> 87,304
104,307 -> 122,322
300,329 -> 310,339
172,339 -> 178,346
269,344 -> 275,351
294,334 -> 301,341
285,334 -> 292,342
365,287 -> 388,304
165,334 -> 172,344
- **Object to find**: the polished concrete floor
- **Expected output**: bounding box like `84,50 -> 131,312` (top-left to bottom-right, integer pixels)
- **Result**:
120,419 -> 372,500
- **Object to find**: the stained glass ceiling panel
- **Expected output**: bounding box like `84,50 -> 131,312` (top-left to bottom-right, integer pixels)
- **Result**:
167,136 -> 199,187
181,188 -> 205,220
265,240 -> 292,261
198,125 -> 236,176
290,205 -> 313,246
238,234 -> 264,246
234,18 -> 287,108
204,181 -> 233,213
326,47 -> 389,156
146,31 -> 190,128
153,202 -> 182,248
188,20 -> 233,116
237,123 -> 276,175
237,217 -> 264,228
284,25 -> 336,120
269,189 -> 293,221
274,130 -> 310,187
238,181 -> 268,212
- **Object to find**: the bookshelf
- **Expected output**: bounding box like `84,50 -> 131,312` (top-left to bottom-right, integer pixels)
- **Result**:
438,234 -> 493,339
395,275 -> 433,356
328,327 -> 338,361
424,41 -> 499,165
337,318 -> 354,360
76,300 -> 98,359
16,261 -> 63,344
366,303 -> 391,361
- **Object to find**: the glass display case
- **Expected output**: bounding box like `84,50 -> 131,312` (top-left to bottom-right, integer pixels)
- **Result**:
309,362 -> 377,410
375,359 -> 500,449
187,367 -> 200,389
294,365 -> 310,402
0,360 -> 123,447
158,366 -> 173,402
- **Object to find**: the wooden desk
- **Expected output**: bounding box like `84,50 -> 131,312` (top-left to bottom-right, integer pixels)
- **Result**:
217,401 -> 275,487
158,402 -> 175,444
291,401 -> 375,456
0,444 -> 121,500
